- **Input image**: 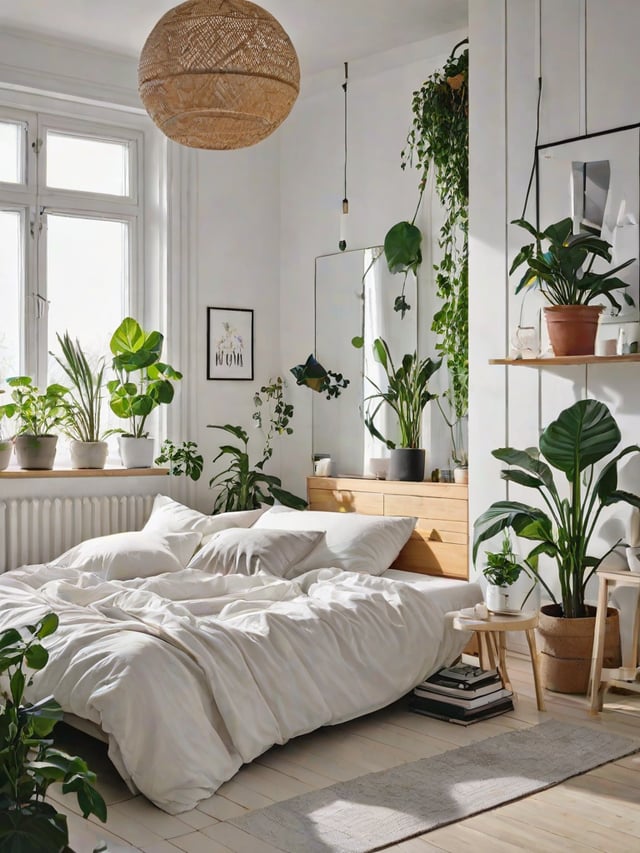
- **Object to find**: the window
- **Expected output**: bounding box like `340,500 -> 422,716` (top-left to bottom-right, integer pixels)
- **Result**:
0,108 -> 142,391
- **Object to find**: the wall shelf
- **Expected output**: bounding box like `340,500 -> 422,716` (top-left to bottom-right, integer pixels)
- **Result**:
489,354 -> 640,367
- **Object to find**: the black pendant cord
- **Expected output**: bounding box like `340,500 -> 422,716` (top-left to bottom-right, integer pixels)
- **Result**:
339,61 -> 349,251
520,76 -> 543,221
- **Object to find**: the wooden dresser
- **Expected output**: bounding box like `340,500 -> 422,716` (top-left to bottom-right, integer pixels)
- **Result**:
306,476 -> 469,580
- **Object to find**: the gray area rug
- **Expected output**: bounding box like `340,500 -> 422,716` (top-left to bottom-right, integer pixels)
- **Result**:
231,719 -> 639,853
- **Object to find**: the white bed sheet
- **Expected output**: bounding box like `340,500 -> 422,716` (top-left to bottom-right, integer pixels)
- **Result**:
0,563 -> 482,813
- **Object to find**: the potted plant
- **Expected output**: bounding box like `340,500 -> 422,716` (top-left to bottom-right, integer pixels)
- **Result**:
208,377 -> 306,511
0,613 -> 107,852
51,332 -> 109,469
0,391 -> 12,471
290,354 -> 350,398
510,216 -> 635,356
473,398 -> 640,694
108,317 -> 182,468
0,377 -> 68,470
155,439 -> 204,481
482,530 -> 533,613
352,336 -> 441,482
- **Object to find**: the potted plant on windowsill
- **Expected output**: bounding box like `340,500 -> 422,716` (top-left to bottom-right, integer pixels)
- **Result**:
107,317 -> 182,468
0,377 -> 68,470
473,398 -> 640,694
51,332 -> 110,469
0,391 -> 12,471
510,216 -> 635,356
352,336 -> 441,482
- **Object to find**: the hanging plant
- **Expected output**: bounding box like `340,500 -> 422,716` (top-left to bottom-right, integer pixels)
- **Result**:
402,38 -> 469,428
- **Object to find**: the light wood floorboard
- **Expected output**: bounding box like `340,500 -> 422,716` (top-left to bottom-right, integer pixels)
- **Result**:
50,652 -> 640,852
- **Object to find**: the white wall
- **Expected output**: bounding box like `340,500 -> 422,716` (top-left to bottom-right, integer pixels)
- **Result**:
279,29 -> 468,498
469,0 -> 640,597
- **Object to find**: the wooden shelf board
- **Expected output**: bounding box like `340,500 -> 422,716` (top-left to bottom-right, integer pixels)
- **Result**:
489,354 -> 640,366
0,467 -> 169,479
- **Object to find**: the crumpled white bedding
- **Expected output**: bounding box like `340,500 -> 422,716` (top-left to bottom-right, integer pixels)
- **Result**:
0,563 -> 482,813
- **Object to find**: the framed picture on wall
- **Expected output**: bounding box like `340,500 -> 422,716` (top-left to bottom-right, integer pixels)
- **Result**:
206,307 -> 254,380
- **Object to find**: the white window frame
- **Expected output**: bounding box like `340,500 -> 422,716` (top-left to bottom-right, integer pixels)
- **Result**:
0,96 -> 157,389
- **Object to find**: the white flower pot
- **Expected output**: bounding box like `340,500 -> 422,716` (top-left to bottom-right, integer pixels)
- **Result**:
486,584 -> 519,614
14,434 -> 58,470
454,465 -> 468,484
118,436 -> 155,469
70,440 -> 108,469
0,439 -> 12,471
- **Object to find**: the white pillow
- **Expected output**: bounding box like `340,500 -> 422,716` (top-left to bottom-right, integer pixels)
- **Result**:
53,530 -> 202,581
187,528 -> 325,578
254,508 -> 416,576
143,494 -> 266,542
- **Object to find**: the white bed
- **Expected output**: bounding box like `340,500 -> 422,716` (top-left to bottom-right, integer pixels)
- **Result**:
0,499 -> 482,814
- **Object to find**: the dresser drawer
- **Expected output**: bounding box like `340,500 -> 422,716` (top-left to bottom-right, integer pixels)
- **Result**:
307,488 -> 384,515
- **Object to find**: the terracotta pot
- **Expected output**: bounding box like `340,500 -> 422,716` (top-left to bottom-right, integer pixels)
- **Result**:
537,603 -> 621,694
388,448 -> 425,482
544,305 -> 603,356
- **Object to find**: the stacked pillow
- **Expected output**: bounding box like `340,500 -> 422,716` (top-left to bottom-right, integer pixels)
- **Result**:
143,494 -> 266,543
252,506 -> 416,576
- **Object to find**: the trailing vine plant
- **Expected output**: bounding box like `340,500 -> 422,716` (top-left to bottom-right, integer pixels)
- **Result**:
402,38 -> 469,455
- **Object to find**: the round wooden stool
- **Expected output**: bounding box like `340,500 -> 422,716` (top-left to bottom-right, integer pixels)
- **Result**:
448,610 -> 545,711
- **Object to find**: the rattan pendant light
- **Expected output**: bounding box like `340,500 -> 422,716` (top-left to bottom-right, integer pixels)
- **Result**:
138,0 -> 300,150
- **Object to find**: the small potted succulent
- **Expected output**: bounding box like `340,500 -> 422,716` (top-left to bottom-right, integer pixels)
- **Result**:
510,216 -> 634,356
481,530 -> 530,613
108,317 -> 182,468
0,377 -> 68,470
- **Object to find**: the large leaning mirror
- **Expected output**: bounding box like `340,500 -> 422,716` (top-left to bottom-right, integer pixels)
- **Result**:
313,248 -> 417,476
537,124 -> 640,326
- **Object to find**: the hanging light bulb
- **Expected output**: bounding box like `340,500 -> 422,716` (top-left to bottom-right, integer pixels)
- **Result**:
339,61 -> 349,251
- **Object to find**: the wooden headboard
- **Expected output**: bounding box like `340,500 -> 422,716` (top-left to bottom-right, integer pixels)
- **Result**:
306,476 -> 469,580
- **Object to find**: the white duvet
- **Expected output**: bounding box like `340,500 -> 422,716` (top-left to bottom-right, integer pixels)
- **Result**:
0,564 -> 482,813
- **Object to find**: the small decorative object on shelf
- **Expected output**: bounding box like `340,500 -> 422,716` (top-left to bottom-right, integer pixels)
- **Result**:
510,324 -> 539,360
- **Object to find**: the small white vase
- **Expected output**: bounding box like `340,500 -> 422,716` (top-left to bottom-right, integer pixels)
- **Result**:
118,436 -> 155,469
0,439 -> 12,471
454,465 -> 468,484
486,584 -> 518,614
70,440 -> 108,469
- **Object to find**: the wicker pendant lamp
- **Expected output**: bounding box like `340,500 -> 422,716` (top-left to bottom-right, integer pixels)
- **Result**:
138,0 -> 300,150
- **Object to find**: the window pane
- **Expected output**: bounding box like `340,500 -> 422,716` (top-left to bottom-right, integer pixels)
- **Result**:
46,131 -> 130,196
47,214 -> 128,445
0,121 -> 25,184
0,210 -> 22,383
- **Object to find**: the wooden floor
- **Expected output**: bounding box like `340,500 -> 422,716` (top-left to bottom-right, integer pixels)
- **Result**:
51,652 -> 640,853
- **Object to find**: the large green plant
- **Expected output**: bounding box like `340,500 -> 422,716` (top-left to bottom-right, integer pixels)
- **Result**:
402,38 -> 469,429
510,216 -> 634,308
0,613 -> 107,853
352,336 -> 441,449
0,377 -> 68,437
108,317 -> 182,438
473,400 -> 640,618
51,332 -> 106,443
208,377 -> 306,512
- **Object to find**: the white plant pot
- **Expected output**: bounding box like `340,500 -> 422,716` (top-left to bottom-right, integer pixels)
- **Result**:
0,439 -> 12,471
486,584 -> 519,614
70,440 -> 108,470
118,436 -> 155,469
14,434 -> 58,470
454,465 -> 468,484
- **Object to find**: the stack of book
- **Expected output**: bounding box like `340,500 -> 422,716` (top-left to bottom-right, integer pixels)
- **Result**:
410,663 -> 514,726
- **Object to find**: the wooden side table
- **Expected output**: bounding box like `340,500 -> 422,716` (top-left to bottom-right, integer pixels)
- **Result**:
589,569 -> 640,714
449,610 -> 545,711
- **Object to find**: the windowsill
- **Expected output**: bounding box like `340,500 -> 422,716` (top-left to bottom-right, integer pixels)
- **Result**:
0,467 -> 169,479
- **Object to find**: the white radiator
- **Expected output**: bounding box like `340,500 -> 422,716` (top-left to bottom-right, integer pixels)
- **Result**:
0,495 -> 155,572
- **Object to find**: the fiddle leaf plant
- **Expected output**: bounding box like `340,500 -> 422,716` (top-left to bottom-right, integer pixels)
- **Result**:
108,317 -> 182,438
0,613 -> 107,853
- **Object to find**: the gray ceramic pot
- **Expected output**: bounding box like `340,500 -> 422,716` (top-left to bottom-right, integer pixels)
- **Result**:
14,434 -> 58,470
70,440 -> 108,469
388,448 -> 425,482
